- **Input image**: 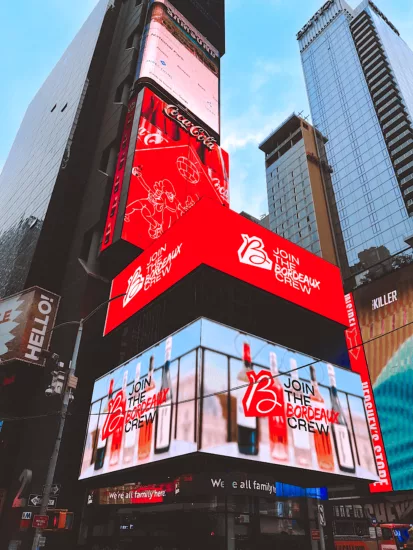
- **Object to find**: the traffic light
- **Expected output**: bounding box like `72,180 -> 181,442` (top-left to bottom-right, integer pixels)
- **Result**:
44,510 -> 73,531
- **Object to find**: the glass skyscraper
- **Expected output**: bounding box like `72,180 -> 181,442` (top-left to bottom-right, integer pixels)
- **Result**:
298,0 -> 413,285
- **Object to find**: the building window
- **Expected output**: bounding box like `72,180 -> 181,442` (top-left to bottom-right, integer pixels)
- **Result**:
61,103 -> 68,112
51,104 -> 57,113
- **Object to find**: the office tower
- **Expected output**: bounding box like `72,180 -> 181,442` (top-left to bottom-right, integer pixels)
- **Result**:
260,113 -> 339,265
298,0 -> 413,285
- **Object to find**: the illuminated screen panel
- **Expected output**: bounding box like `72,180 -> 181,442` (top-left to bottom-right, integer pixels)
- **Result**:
104,199 -> 348,336
0,287 -> 60,366
344,293 -> 392,493
101,96 -> 138,252
136,0 -> 220,133
120,88 -> 229,251
80,318 -> 378,482
351,263 -> 413,491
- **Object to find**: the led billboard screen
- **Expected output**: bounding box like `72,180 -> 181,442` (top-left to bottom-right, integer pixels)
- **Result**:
136,0 -> 220,133
101,96 -> 138,251
100,89 -> 229,255
0,287 -> 60,366
80,318 -> 378,482
121,88 -> 229,250
344,293 -> 392,493
104,199 -> 348,335
351,264 -> 413,491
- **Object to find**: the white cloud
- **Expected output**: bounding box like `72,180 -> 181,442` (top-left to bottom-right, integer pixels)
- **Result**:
250,59 -> 282,92
222,103 -> 294,153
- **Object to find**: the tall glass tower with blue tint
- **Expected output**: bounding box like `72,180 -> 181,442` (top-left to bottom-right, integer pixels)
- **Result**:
298,0 -> 413,287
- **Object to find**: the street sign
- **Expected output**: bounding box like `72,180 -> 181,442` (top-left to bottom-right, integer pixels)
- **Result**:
42,484 -> 60,496
19,511 -> 32,531
32,515 -> 49,529
38,536 -> 46,547
311,529 -> 321,540
28,494 -> 57,508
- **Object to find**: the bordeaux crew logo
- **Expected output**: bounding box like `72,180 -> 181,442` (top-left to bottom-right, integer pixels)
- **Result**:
243,370 -> 339,435
238,234 -> 321,295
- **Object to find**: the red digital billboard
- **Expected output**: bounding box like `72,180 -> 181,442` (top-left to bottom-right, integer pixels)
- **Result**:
101,95 -> 138,251
100,88 -> 229,255
104,199 -> 347,335
344,293 -> 392,493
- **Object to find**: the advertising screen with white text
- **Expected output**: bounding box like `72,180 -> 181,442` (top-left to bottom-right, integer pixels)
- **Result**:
136,0 -> 220,133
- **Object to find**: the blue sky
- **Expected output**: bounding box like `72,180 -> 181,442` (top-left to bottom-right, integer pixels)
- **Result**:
1,0 -> 413,217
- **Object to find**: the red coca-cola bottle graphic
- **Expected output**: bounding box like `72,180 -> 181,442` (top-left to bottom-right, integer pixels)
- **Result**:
138,356 -> 156,461
310,365 -> 334,472
268,352 -> 288,461
109,371 -> 128,467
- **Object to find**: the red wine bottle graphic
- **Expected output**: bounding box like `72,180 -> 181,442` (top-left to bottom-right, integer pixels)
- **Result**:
109,371 -> 128,467
94,379 -> 114,471
237,343 -> 259,455
268,352 -> 288,461
155,337 -> 173,454
290,360 -> 312,468
123,362 -> 141,464
310,365 -> 334,472
138,356 -> 156,461
328,364 -> 356,473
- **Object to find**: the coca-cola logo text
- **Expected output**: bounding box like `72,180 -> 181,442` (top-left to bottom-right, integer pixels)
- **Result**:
164,105 -> 217,150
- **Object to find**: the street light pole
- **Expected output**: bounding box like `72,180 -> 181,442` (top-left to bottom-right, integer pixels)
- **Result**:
31,320 -> 82,550
31,294 -> 125,550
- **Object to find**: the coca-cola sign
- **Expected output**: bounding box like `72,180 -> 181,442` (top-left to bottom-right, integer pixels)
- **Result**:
100,88 -> 229,257
164,105 -> 217,151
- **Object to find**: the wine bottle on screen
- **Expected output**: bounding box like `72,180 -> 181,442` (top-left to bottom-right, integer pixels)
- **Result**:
138,356 -> 156,461
155,337 -> 173,454
290,360 -> 312,468
94,379 -> 114,471
310,365 -> 334,472
328,364 -> 356,473
268,352 -> 288,461
123,363 -> 141,464
237,343 -> 258,456
110,371 -> 128,467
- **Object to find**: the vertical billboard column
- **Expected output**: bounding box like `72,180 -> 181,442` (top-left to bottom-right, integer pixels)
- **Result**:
100,89 -> 229,256
344,293 -> 392,493
136,0 -> 220,134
